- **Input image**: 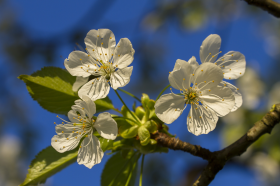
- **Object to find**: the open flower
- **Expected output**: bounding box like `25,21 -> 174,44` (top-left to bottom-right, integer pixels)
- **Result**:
65,29 -> 135,100
155,62 -> 235,135
51,96 -> 118,168
171,34 -> 245,112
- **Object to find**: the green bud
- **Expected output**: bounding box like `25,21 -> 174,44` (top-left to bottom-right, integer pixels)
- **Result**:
143,120 -> 158,134
121,105 -> 140,125
138,126 -> 150,146
150,139 -> 157,145
119,124 -> 138,139
135,106 -> 145,121
141,93 -> 150,108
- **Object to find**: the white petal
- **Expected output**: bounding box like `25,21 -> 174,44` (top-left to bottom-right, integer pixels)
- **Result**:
188,56 -> 199,73
193,63 -> 223,91
169,63 -> 192,90
85,29 -> 116,62
71,104 -> 86,117
78,77 -> 110,101
51,124 -> 83,153
68,110 -> 82,123
200,34 -> 221,63
110,66 -> 133,90
77,135 -> 104,169
187,104 -> 218,136
216,51 -> 246,80
113,38 -> 135,69
154,93 -> 185,124
94,112 -> 118,140
188,56 -> 199,83
72,76 -> 89,92
200,86 -> 235,117
219,81 -> 242,112
64,51 -> 97,77
76,95 -> 96,118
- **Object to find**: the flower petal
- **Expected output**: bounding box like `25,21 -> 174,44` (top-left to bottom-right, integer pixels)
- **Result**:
72,76 -> 89,92
68,110 -> 82,123
193,63 -> 223,91
187,104 -> 218,136
94,112 -> 118,140
169,62 -> 192,90
188,56 -> 199,73
200,86 -> 235,116
113,38 -> 135,69
77,135 -> 104,169
78,77 -> 110,101
220,81 -> 242,112
51,124 -> 83,153
64,51 -> 98,77
85,29 -> 116,62
76,95 -> 96,118
215,51 -> 246,80
110,66 -> 133,90
200,34 -> 221,63
155,93 -> 185,124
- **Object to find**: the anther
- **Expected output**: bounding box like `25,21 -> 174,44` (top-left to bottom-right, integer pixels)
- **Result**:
195,83 -> 197,85
62,131 -> 64,133
220,51 -> 222,53
92,49 -> 95,51
169,72 -> 171,74
199,116 -> 202,118
56,115 -> 58,117
229,69 -> 231,71
80,59 -> 82,61
236,60 -> 238,62
97,35 -> 99,37
67,138 -> 69,140
183,78 -> 185,80
201,70 -> 203,72
229,77 -> 231,79
54,122 -> 56,124
240,73 -> 242,74
55,140 -> 57,142
189,116 -> 191,118
222,99 -> 224,101
110,37 -> 112,39
212,80 -> 214,83
81,67 -> 83,69
223,65 -> 224,67
209,90 -> 211,92
80,146 -> 82,148
224,84 -> 226,86
237,88 -> 239,90
204,81 -> 206,83
88,55 -> 90,57
212,56 -> 214,58
100,53 -> 102,55
63,146 -> 65,148
82,108 -> 84,110
62,122 -> 64,124
118,55 -> 120,57
101,42 -> 103,45
105,53 -> 107,55
231,54 -> 233,56
116,65 -> 118,67
175,109 -> 177,111
195,108 -> 198,110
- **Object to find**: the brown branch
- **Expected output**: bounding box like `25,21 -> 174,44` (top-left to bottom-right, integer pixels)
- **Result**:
152,104 -> 280,186
193,104 -> 280,186
244,0 -> 280,18
151,132 -> 213,161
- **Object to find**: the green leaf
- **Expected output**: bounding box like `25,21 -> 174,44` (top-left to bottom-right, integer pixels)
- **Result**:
101,151 -> 141,186
18,67 -> 113,115
21,146 -> 78,186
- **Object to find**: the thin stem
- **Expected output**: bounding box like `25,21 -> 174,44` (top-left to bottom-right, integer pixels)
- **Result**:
139,154 -> 145,186
111,107 -> 122,114
118,88 -> 141,102
156,84 -> 171,101
114,89 -> 141,124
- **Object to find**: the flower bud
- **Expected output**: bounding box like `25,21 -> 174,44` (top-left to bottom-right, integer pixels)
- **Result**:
138,126 -> 150,146
119,125 -> 138,139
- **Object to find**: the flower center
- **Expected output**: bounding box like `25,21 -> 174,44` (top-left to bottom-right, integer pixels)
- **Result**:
184,89 -> 199,104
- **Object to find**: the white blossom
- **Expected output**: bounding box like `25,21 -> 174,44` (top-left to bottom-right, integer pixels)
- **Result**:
155,62 -> 235,135
51,96 -> 118,169
65,29 -> 135,100
172,34 -> 246,112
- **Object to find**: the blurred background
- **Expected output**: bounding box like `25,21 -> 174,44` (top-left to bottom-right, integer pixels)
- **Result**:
1,0 -> 280,185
